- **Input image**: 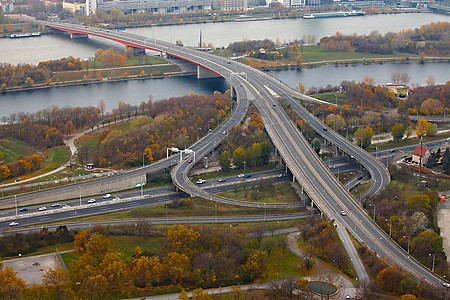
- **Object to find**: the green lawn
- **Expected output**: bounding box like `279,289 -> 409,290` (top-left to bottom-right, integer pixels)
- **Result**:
301,45 -> 419,63
0,138 -> 35,164
41,145 -> 71,172
218,181 -> 301,204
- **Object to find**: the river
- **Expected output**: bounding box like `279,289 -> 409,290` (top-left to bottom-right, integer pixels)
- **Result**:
0,12 -> 449,117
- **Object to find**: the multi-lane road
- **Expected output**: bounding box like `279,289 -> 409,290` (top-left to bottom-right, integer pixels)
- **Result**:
12,22 -> 450,288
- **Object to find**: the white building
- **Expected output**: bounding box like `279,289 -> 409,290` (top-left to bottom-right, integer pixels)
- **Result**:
89,0 -> 211,15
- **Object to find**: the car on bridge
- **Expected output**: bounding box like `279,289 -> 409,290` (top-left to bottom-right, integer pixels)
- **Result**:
51,203 -> 60,207
87,199 -> 96,204
19,207 -> 28,212
196,179 -> 206,184
9,222 -> 19,227
103,194 -> 111,199
237,174 -> 245,178
218,178 -> 226,182
244,174 -> 252,178
38,206 -> 47,211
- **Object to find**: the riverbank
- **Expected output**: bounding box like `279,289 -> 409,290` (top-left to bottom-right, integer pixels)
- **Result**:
1,55 -> 448,94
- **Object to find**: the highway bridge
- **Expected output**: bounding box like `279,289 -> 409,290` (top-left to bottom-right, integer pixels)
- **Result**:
7,22 -> 449,290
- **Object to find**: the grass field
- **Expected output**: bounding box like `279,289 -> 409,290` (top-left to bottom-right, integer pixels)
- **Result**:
301,45 -> 419,63
0,138 -> 35,164
50,197 -> 306,225
218,181 -> 301,204
41,145 -> 71,172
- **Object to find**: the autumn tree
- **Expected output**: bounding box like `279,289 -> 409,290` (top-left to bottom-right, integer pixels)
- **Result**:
415,119 -> 430,137
132,256 -> 163,287
391,123 -> 405,142
163,252 -> 191,284
243,250 -> 267,279
419,98 -> 443,116
233,146 -> 246,169
42,267 -> 73,300
354,126 -> 374,149
165,224 -> 200,255
0,261 -> 27,299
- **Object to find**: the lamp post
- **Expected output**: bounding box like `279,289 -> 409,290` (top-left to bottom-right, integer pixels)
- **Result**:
165,205 -> 168,225
418,136 -> 423,185
264,203 -> 267,221
244,161 -> 246,175
215,205 -> 217,223
385,219 -> 392,236
429,253 -> 435,272
79,186 -> 82,206
14,195 -> 17,216
369,203 -> 375,220
142,152 -> 145,167
140,176 -> 144,197
404,235 -> 411,254
108,161 -> 111,172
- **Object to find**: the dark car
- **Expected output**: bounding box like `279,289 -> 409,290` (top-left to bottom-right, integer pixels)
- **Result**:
19,207 -> 28,212
323,127 -> 327,131
244,174 -> 252,178
358,176 -> 363,180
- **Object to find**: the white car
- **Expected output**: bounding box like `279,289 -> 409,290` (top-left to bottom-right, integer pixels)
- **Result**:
87,199 -> 96,204
62,205 -> 71,209
443,282 -> 450,288
9,221 -> 19,227
341,211 -> 347,216
103,194 -> 111,199
113,197 -> 120,201
237,174 -> 245,178
38,206 -> 47,211
196,179 -> 206,184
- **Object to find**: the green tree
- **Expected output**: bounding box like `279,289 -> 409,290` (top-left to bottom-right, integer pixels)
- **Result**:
406,194 -> 431,213
391,123 -> 405,141
219,151 -> 232,172
260,140 -> 272,165
311,138 -> 321,155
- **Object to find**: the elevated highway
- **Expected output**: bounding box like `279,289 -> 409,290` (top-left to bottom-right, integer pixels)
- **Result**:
19,22 -> 450,289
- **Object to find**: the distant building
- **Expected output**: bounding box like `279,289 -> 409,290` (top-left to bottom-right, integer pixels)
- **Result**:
412,144 -> 430,166
220,0 -> 247,10
89,0 -> 211,15
63,0 -> 86,14
383,83 -> 412,98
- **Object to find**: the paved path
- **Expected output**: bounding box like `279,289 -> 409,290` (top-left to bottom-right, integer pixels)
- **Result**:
437,190 -> 450,263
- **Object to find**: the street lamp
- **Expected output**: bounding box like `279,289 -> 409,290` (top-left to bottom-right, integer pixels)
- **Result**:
429,253 -> 435,272
264,203 -> 267,221
79,186 -> 82,206
142,152 -> 145,167
140,176 -> 144,197
165,205 -> 168,225
244,161 -> 246,175
369,203 -> 375,220
403,235 -> 411,254
14,195 -> 17,216
215,204 -> 217,223
385,219 -> 392,236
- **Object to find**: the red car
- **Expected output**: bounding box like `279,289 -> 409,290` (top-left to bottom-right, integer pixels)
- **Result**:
188,158 -> 193,163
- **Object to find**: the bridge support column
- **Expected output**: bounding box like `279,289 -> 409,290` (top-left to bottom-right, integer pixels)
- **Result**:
130,47 -> 145,56
70,33 -> 88,39
197,65 -> 221,79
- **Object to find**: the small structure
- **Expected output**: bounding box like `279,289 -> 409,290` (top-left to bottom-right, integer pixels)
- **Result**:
412,145 -> 430,166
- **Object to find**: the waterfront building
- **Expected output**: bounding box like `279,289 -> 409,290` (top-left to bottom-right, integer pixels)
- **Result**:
220,0 -> 247,10
87,0 -> 211,15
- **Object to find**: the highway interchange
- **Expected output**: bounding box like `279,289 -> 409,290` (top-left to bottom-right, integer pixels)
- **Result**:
5,22 -> 450,289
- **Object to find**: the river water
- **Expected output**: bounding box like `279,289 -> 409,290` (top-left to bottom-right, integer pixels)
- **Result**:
0,12 -> 449,117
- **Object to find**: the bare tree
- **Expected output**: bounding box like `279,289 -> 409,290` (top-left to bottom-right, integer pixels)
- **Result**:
391,71 -> 401,84
98,99 -> 105,116
354,279 -> 378,300
251,223 -> 268,248
267,277 -> 298,299
399,73 -> 410,85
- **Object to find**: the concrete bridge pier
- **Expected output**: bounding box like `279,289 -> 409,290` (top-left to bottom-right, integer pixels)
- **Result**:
197,65 -> 221,79
129,47 -> 145,56
70,32 -> 88,39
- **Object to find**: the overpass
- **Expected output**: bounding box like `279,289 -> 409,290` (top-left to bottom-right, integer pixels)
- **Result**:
19,22 -> 450,290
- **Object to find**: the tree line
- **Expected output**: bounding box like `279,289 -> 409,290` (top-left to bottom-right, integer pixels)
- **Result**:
400,83 -> 450,116
0,57 -> 82,89
318,21 -> 450,56
0,154 -> 43,181
0,223 -> 276,299
89,92 -> 232,167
